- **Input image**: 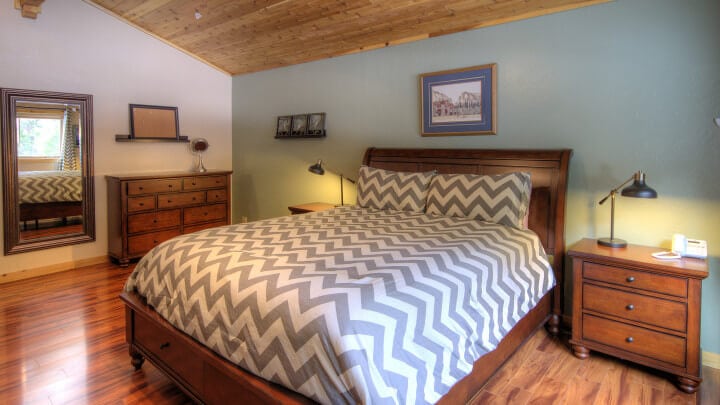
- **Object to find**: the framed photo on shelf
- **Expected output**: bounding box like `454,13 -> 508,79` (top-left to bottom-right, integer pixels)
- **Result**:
276,115 -> 292,137
419,63 -> 497,136
129,104 -> 181,140
307,112 -> 326,135
291,114 -> 308,136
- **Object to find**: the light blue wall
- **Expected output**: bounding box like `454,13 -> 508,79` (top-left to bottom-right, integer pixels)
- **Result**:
233,0 -> 720,353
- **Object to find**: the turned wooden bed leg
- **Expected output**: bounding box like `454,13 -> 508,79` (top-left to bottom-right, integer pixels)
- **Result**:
130,346 -> 145,370
545,313 -> 560,336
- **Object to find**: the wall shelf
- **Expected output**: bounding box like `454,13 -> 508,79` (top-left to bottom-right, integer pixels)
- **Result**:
115,134 -> 189,143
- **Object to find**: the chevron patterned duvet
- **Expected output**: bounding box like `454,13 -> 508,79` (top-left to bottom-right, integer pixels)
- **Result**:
18,170 -> 82,204
125,206 -> 554,404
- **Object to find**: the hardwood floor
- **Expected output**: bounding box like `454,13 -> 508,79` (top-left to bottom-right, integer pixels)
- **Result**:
0,262 -> 717,404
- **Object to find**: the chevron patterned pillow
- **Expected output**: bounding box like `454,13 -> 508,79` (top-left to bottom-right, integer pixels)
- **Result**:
356,166 -> 435,212
426,172 -> 532,229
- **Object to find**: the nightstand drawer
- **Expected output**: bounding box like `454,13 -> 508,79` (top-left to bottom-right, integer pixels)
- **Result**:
583,314 -> 686,367
583,284 -> 687,332
583,262 -> 687,297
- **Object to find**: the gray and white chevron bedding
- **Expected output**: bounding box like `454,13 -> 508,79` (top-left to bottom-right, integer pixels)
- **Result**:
125,206 -> 554,404
18,170 -> 82,204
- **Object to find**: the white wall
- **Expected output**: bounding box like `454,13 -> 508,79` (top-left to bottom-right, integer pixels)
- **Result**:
0,1 -> 232,274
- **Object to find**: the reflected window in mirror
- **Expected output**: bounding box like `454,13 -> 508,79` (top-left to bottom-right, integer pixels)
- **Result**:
1,88 -> 95,255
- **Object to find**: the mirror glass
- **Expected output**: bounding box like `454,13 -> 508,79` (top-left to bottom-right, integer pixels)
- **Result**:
1,88 -> 95,255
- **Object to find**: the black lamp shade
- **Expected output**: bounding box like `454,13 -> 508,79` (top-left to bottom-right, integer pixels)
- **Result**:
620,172 -> 657,199
308,160 -> 325,175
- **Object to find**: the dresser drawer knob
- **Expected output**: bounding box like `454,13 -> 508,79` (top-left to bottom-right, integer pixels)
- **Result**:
153,239 -> 158,244
626,276 -> 635,282
626,337 -> 634,343
160,342 -> 170,350
139,203 -> 144,206
153,219 -> 157,223
167,200 -> 172,203
626,304 -> 635,310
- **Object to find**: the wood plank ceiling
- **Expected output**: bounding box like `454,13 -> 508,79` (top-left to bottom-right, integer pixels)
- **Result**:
86,0 -> 611,76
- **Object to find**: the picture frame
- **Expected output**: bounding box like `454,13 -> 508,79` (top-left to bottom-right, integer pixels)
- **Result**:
307,112 -> 326,135
419,63 -> 497,136
276,115 -> 292,137
128,104 -> 181,140
291,114 -> 308,136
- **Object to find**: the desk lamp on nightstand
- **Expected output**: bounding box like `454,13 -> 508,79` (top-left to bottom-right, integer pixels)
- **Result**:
308,159 -> 356,206
597,171 -> 657,248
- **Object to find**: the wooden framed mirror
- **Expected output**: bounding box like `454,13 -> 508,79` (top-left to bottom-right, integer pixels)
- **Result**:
1,88 -> 95,255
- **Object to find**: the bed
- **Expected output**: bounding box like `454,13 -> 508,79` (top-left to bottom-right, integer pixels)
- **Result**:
18,170 -> 83,227
121,147 -> 571,404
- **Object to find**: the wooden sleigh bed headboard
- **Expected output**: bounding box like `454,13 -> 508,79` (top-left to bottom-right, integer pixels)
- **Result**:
363,147 -> 573,317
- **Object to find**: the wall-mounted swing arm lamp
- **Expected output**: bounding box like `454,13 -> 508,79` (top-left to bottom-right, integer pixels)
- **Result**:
597,171 -> 658,248
308,159 -> 356,206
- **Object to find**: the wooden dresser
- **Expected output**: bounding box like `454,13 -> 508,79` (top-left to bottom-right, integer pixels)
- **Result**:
106,170 -> 232,266
568,238 -> 708,393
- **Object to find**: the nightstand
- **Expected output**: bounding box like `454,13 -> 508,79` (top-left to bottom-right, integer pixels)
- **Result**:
568,238 -> 708,393
287,202 -> 335,215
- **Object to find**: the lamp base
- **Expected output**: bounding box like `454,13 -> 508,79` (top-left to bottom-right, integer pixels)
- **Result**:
597,237 -> 627,248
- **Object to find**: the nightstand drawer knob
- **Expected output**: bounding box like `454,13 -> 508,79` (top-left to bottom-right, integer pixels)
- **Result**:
626,304 -> 635,310
626,336 -> 634,343
626,276 -> 635,282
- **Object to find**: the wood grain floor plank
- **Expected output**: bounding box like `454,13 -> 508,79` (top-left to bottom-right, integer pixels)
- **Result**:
0,262 -> 716,404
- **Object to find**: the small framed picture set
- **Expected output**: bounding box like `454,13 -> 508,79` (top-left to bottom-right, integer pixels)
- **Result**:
307,113 -> 326,135
291,114 -> 308,136
276,115 -> 292,137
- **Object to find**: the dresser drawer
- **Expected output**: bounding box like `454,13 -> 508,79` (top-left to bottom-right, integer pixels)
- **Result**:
128,179 -> 182,195
184,220 -> 227,234
133,312 -> 202,392
158,191 -> 205,208
128,209 -> 181,233
583,314 -> 685,367
583,284 -> 687,332
206,189 -> 227,202
183,175 -> 226,190
128,229 -> 181,255
583,262 -> 687,297
183,203 -> 226,225
127,196 -> 155,212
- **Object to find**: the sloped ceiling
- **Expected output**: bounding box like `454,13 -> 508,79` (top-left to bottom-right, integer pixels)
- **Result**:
86,0 -> 611,75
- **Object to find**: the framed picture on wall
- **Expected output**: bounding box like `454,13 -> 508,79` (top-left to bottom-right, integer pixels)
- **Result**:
291,114 -> 308,136
129,104 -> 181,140
419,63 -> 497,136
276,115 -> 292,137
307,112 -> 326,135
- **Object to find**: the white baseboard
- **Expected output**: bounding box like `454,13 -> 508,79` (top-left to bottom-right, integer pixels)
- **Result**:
704,351 -> 720,369
0,255 -> 108,284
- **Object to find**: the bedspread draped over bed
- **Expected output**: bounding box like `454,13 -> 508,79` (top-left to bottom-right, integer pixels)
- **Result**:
18,170 -> 82,204
125,206 -> 554,404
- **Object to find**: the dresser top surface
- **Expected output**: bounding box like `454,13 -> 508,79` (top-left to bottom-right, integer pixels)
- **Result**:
568,238 -> 708,279
105,170 -> 232,181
